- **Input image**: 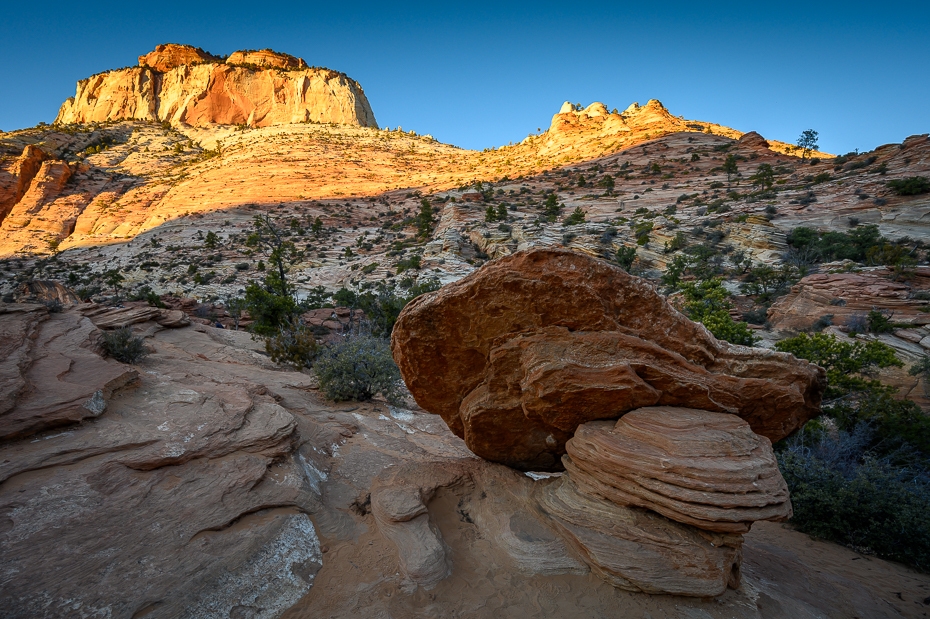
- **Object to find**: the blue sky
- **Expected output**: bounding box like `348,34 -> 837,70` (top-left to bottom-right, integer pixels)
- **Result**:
1,0 -> 927,154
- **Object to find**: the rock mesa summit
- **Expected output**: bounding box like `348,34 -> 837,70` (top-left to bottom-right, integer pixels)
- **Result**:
55,44 -> 378,129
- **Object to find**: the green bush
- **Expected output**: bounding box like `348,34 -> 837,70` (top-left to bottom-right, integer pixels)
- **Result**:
563,207 -> 586,226
831,393 -> 930,456
786,225 -> 888,263
265,317 -> 320,369
887,176 -> 930,196
680,278 -> 757,346
313,335 -> 402,403
244,282 -> 298,336
145,291 -> 166,308
616,246 -> 636,271
101,327 -> 149,364
775,331 -> 901,400
778,428 -> 930,571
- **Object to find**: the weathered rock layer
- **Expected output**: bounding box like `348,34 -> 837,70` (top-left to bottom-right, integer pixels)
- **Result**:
564,407 -> 792,533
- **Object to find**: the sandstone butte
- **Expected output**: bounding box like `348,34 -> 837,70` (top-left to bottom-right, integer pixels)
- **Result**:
391,247 -> 826,470
56,44 -> 378,129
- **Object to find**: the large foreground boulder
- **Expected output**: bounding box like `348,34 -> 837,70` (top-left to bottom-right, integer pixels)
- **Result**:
392,248 -> 825,470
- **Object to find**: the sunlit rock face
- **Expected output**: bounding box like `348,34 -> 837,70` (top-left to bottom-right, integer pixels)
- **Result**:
56,45 -> 378,129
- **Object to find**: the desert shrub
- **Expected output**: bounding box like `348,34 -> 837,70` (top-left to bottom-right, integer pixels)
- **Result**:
145,291 -> 166,308
266,317 -> 320,369
395,254 -> 422,273
742,306 -> 769,326
313,335 -> 402,403
786,225 -> 888,263
564,207 -> 586,226
778,426 -> 930,571
101,327 -> 149,364
244,282 -> 299,336
887,176 -> 930,196
330,279 -> 440,337
845,311 -> 868,334
774,331 -> 901,400
811,314 -> 834,332
680,278 -> 757,346
616,246 -> 637,271
812,172 -> 832,184
831,393 -> 930,456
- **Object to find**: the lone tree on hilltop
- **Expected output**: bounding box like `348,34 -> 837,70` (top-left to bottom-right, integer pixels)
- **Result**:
797,129 -> 819,161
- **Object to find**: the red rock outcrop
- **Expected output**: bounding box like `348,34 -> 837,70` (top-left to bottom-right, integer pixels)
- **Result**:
0,304 -> 138,439
138,43 -> 221,72
392,248 -> 826,470
14,280 -> 81,304
768,271 -> 930,332
564,407 -> 792,533
55,46 -> 378,129
0,159 -> 72,232
228,49 -> 307,70
0,145 -> 48,225
737,131 -> 772,151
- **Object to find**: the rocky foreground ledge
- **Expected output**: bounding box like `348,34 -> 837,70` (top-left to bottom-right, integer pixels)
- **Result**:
0,254 -> 926,617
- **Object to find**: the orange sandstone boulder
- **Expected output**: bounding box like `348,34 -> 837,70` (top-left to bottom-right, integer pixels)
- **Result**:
564,407 -> 792,533
391,248 -> 825,470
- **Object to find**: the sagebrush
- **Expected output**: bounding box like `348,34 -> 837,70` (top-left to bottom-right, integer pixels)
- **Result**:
101,327 -> 149,364
313,335 -> 402,404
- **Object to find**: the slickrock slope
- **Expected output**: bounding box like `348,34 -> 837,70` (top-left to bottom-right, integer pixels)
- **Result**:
392,248 -> 825,469
0,304 -> 138,439
56,44 -> 377,129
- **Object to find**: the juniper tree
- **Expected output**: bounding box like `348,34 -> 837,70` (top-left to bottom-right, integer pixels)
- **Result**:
797,129 -> 819,161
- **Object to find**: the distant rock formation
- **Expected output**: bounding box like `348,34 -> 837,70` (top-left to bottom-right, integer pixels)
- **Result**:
391,247 -> 826,470
138,43 -> 221,72
14,280 -> 81,304
227,48 -> 307,70
56,44 -> 378,129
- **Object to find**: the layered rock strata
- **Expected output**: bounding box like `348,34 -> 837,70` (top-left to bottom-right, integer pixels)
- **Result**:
564,407 -> 792,533
392,247 -> 826,470
539,473 -> 743,596
0,304 -> 138,439
56,45 -> 378,128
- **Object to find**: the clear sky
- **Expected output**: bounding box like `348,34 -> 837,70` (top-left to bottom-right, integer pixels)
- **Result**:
1,0 -> 927,155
